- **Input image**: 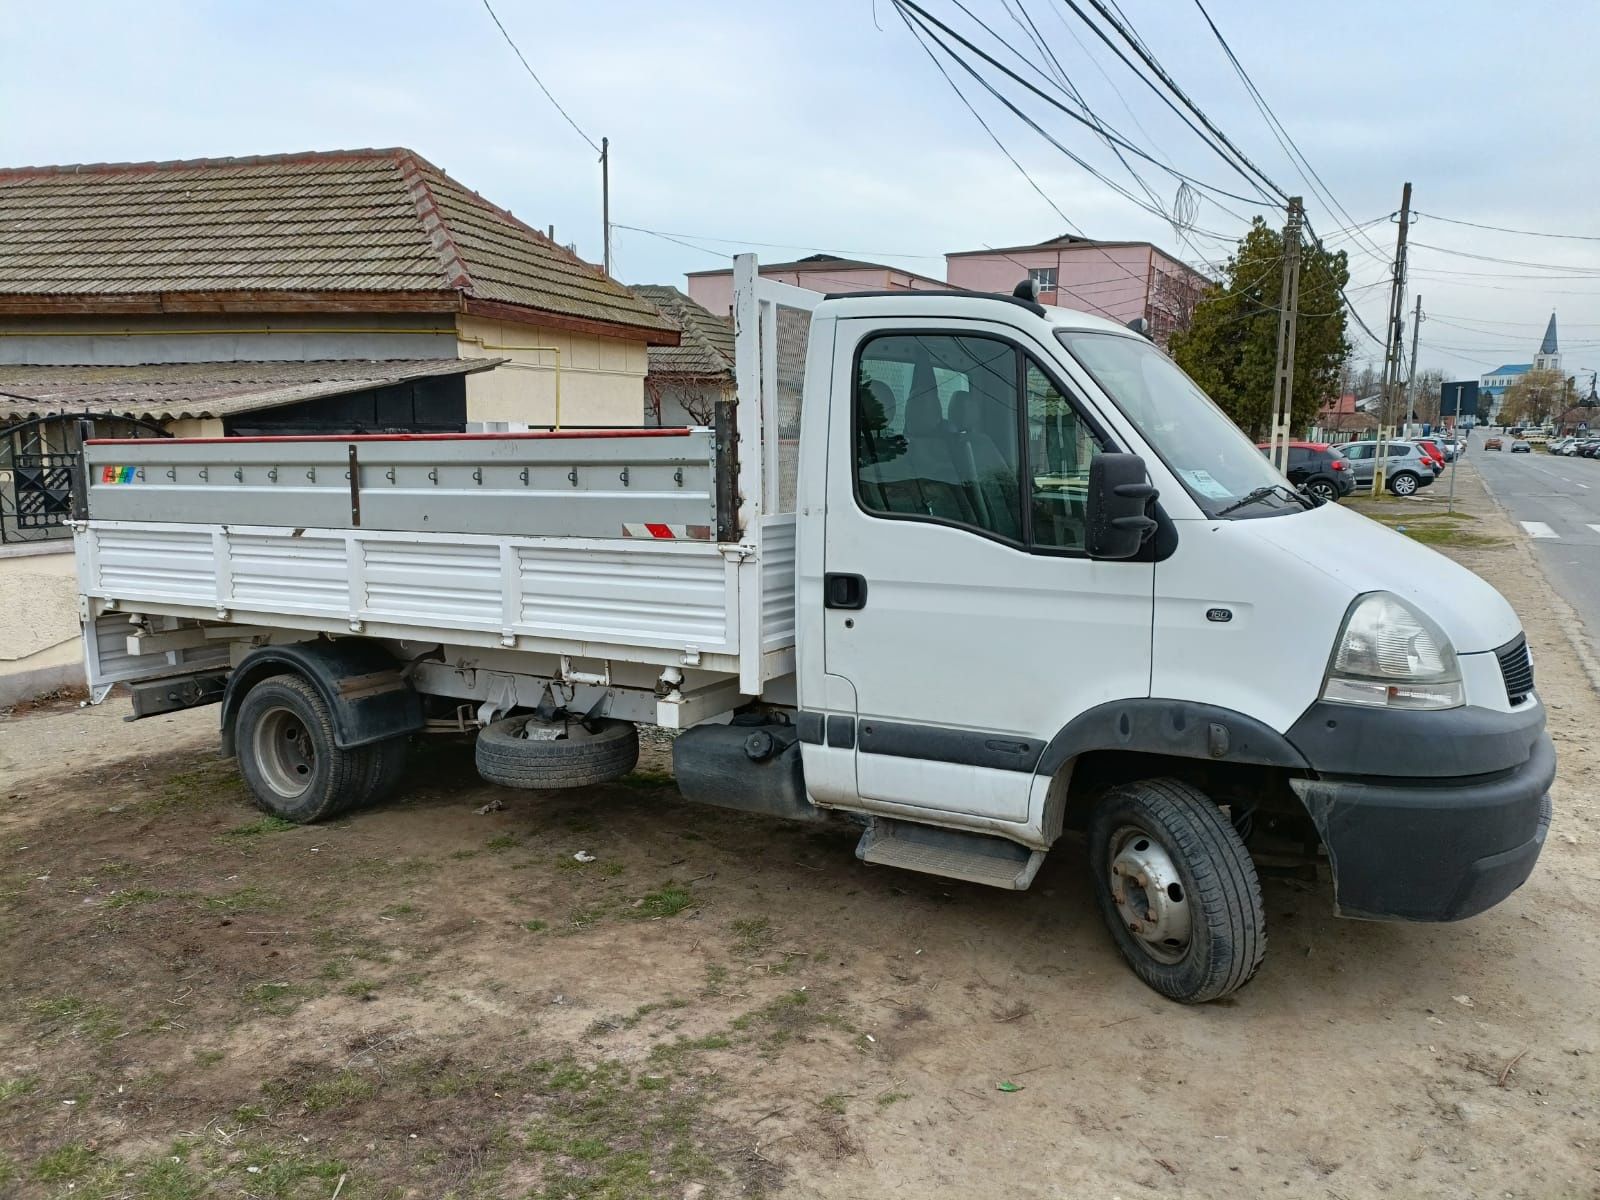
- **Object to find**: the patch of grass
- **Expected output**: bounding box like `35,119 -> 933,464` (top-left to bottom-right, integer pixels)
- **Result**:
599,861 -> 626,877
265,1069 -> 377,1115
729,916 -> 775,956
0,1074 -> 40,1102
729,988 -> 849,1051
132,1155 -> 207,1200
34,1142 -> 97,1182
618,768 -> 675,789
379,902 -> 418,919
564,905 -> 612,934
191,1049 -> 225,1067
819,1092 -> 848,1115
146,765 -> 247,814
105,886 -> 176,909
202,885 -> 284,915
29,996 -> 121,1042
647,1033 -> 733,1067
877,1089 -> 911,1107
233,1144 -> 349,1195
485,833 -> 520,851
701,964 -> 729,997
522,919 -> 549,933
524,1059 -> 718,1199
221,815 -> 298,837
1393,524 -> 1502,548
633,885 -> 694,920
343,979 -> 379,1001
242,981 -> 312,1016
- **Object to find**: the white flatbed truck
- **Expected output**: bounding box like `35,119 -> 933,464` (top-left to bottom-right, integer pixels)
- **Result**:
71,256 -> 1553,1002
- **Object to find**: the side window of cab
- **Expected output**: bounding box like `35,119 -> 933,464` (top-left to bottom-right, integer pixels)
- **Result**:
854,333 -> 1107,552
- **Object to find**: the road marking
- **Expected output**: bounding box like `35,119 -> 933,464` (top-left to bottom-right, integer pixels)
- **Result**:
1580,483 -> 1590,489
1521,521 -> 1559,539
1589,525 -> 1600,537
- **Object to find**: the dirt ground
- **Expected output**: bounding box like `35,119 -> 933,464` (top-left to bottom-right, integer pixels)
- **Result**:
2,459 -> 1597,1200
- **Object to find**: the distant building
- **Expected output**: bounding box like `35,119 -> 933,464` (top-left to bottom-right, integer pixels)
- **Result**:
945,234 -> 1210,347
685,253 -> 945,317
1481,313 -> 1559,420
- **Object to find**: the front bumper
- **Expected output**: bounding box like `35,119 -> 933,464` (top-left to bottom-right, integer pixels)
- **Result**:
1289,734 -> 1555,921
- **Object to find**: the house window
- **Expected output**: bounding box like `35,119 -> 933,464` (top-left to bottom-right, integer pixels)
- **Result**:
1029,267 -> 1058,292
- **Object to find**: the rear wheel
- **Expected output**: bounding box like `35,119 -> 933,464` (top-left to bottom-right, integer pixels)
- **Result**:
1306,478 -> 1339,505
1088,778 -> 1265,1003
1388,471 -> 1420,496
235,674 -> 372,823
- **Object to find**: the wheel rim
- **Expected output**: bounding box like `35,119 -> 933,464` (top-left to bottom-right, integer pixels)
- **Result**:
1108,826 -> 1192,964
1393,474 -> 1416,495
252,705 -> 316,799
1310,481 -> 1335,502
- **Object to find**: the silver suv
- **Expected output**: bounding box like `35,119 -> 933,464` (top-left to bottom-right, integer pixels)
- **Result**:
1334,440 -> 1438,496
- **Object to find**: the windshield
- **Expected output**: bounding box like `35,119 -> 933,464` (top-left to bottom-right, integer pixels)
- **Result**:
1056,329 -> 1300,519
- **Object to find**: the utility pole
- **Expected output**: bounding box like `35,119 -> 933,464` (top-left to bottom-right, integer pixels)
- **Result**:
1374,181 -> 1412,496
1269,196 -> 1303,474
600,136 -> 612,277
1404,294 -> 1423,427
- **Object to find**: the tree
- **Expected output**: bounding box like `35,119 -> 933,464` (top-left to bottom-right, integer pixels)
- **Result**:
1499,368 -> 1567,426
1410,367 -> 1446,424
1169,217 -> 1352,439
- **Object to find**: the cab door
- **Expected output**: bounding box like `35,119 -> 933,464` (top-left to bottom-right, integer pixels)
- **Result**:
821,320 -> 1154,826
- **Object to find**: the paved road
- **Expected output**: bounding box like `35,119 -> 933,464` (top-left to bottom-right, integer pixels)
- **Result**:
1470,433 -> 1600,657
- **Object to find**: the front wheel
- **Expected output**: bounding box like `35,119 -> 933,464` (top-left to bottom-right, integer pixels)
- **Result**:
1088,778 -> 1265,1003
1388,471 -> 1420,496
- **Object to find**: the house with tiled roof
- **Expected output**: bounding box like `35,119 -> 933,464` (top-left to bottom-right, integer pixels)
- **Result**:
0,148 -> 677,436
632,285 -> 735,426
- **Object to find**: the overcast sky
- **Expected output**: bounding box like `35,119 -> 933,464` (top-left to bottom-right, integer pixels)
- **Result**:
5,0 -> 1599,386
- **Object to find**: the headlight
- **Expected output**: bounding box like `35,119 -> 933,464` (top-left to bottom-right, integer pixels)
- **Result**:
1321,592 -> 1463,710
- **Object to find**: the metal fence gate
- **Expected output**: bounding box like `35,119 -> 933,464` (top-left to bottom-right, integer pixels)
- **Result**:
1,414 -> 167,544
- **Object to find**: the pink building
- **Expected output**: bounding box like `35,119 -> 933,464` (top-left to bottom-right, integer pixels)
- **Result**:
945,235 -> 1210,347
686,253 -> 946,316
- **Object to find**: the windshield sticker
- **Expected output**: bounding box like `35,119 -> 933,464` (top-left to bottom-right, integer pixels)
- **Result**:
1178,469 -> 1232,499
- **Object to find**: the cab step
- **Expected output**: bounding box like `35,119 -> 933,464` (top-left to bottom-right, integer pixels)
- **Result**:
854,818 -> 1046,890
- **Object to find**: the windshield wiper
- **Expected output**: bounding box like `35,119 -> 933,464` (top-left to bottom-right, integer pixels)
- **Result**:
1216,483 -> 1310,517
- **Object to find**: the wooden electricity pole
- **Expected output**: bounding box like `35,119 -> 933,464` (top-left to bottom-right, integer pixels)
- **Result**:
1404,294 -> 1423,425
1374,181 -> 1412,495
1269,196 -> 1303,473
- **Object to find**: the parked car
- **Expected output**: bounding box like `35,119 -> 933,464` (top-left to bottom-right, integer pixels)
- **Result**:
1334,440 -> 1438,495
1511,440 -> 1532,453
1484,437 -> 1504,450
1579,439 -> 1600,458
1413,438 -> 1448,472
1548,437 -> 1574,455
1255,440 -> 1356,504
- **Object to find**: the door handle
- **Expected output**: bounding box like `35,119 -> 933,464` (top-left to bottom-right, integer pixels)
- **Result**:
824,573 -> 868,610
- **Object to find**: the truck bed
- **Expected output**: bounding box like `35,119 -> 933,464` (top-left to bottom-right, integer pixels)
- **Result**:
75,429 -> 796,685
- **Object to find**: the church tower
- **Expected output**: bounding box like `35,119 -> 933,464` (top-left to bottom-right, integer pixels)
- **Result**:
1534,312 -> 1560,373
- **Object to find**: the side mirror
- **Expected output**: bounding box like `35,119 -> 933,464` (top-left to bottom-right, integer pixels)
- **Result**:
1086,453 -> 1159,560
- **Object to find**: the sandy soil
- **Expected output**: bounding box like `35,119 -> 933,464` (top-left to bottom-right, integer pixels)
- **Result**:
1,458 -> 1596,1200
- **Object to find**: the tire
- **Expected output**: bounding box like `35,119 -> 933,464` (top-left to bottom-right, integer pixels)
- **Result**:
475,714 -> 639,790
1388,471 -> 1420,496
235,674 -> 373,823
1306,478 -> 1338,505
1088,778 -> 1265,1004
358,735 -> 412,808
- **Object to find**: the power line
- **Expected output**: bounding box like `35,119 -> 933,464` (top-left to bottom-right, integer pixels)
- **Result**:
1415,212 -> 1600,243
1188,0 -> 1392,270
479,0 -> 601,154
897,0 -> 1272,212
1408,240 -> 1600,275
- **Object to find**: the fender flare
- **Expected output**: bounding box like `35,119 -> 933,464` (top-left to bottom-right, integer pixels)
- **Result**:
1032,698 -> 1308,777
220,640 -> 423,756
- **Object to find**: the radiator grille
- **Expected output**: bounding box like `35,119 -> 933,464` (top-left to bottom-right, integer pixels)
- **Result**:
1496,635 -> 1534,705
